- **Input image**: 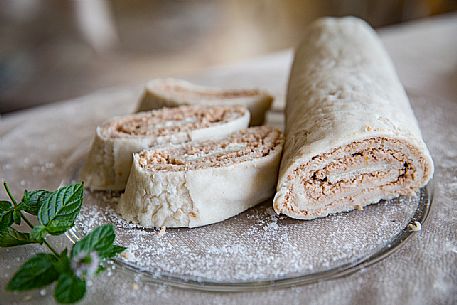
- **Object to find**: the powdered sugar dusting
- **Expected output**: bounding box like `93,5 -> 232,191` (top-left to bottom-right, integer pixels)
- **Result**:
73,187 -> 425,282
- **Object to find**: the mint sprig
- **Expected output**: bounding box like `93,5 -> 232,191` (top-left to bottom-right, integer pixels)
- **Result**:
1,181 -> 126,304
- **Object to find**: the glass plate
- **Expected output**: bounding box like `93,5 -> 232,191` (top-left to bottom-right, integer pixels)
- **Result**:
63,147 -> 432,291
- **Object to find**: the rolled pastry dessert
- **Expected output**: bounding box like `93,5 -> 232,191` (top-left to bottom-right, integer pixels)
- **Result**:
118,126 -> 283,228
136,78 -> 273,126
273,17 -> 434,219
81,105 -> 250,191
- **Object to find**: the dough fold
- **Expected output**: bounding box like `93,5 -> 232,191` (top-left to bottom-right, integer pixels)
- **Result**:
273,17 -> 434,219
118,127 -> 283,228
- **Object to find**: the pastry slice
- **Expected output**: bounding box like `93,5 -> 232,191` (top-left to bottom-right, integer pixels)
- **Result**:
81,105 -> 250,191
117,126 -> 283,228
136,78 -> 273,126
274,17 -> 434,219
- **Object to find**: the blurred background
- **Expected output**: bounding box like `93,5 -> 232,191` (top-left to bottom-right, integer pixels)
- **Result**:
1,0 -> 456,114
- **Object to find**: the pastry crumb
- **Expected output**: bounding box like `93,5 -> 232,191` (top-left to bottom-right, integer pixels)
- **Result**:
158,226 -> 166,236
354,205 -> 364,211
407,221 -> 422,232
120,249 -> 134,260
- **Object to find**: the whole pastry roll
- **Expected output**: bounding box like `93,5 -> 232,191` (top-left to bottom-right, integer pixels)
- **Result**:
273,17 -> 434,219
136,78 -> 273,126
81,105 -> 250,191
118,126 -> 283,228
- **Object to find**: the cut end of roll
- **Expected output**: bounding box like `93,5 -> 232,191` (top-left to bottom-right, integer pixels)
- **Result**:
118,126 -> 284,228
274,137 -> 433,219
136,78 -> 273,126
100,104 -> 249,139
136,126 -> 283,172
80,105 -> 250,191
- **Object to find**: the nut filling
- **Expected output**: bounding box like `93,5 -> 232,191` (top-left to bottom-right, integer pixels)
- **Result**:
103,105 -> 247,138
137,126 -> 283,171
279,137 -> 429,218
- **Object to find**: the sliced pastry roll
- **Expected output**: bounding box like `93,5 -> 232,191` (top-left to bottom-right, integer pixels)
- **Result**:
136,78 -> 273,126
117,126 -> 283,228
80,105 -> 250,191
273,17 -> 434,219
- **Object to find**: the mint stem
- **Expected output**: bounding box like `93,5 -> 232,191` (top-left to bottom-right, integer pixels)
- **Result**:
3,182 -> 59,257
3,182 -> 18,206
21,214 -> 59,256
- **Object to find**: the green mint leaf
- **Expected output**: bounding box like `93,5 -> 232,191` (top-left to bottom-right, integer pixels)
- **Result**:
0,200 -> 14,228
0,200 -> 12,210
30,225 -> 48,243
0,210 -> 13,228
20,190 -> 52,215
71,224 -> 124,259
6,253 -> 59,291
53,250 -> 72,274
98,244 -> 126,259
54,273 -> 86,304
0,227 -> 37,247
13,210 -> 21,225
38,183 -> 84,235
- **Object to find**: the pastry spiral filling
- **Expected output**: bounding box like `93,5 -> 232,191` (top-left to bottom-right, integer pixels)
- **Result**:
102,105 -> 247,138
276,137 -> 430,218
137,126 -> 283,171
137,79 -> 274,126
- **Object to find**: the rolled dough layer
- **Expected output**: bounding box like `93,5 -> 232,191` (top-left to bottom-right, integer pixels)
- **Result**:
273,17 -> 434,219
136,78 -> 273,126
118,126 -> 283,228
80,105 -> 249,191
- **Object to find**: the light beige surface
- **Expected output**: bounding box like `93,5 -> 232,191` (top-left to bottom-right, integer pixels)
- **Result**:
1,14 -> 456,305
